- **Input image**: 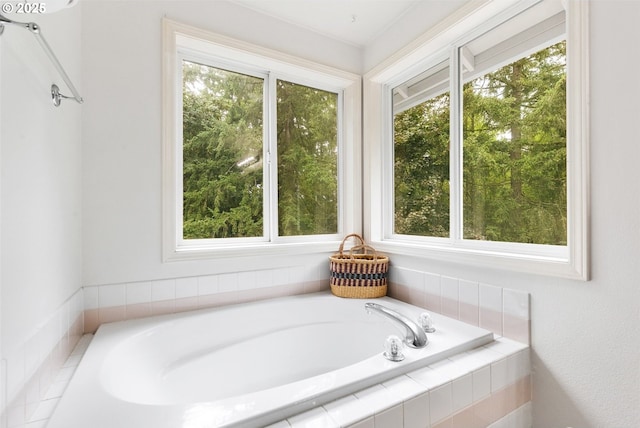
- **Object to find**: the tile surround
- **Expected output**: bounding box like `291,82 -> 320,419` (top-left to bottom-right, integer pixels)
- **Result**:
440,276 -> 460,319
389,267 -> 531,345
1,290 -> 84,428
273,338 -> 531,427
2,265 -> 532,428
82,267 -> 530,345
459,279 -> 480,326
21,336 -> 93,427
480,284 -> 504,336
82,267 -> 328,333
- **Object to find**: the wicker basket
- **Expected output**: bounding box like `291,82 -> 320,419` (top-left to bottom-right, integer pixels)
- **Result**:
329,234 -> 389,298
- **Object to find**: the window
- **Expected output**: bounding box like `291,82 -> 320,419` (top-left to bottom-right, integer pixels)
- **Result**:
276,80 -> 339,237
181,63 -> 339,240
393,39 -> 567,244
182,61 -> 266,240
393,60 -> 451,238
365,0 -> 589,279
163,20 -> 361,261
460,41 -> 567,245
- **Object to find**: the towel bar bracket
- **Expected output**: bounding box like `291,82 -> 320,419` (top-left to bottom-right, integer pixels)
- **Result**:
0,13 -> 83,106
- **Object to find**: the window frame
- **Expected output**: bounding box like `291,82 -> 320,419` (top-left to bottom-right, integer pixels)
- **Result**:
363,0 -> 589,280
162,19 -> 362,262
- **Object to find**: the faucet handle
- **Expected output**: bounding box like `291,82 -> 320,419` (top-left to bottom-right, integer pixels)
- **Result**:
418,312 -> 436,333
383,335 -> 405,361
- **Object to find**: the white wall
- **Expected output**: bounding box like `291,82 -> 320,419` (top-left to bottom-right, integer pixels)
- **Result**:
0,5 -> 83,359
81,0 -> 362,286
362,0 -> 468,72
365,1 -> 640,427
80,1 -> 639,427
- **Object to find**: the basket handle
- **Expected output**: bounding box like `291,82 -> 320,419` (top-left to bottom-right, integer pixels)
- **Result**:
348,244 -> 378,261
338,233 -> 366,255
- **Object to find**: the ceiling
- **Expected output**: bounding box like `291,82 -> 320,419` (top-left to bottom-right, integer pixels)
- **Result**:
230,0 -> 425,47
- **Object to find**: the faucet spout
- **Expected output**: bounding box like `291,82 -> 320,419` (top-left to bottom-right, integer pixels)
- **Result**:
365,302 -> 428,348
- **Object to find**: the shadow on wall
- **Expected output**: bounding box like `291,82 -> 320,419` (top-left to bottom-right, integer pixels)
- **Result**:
531,351 -> 591,428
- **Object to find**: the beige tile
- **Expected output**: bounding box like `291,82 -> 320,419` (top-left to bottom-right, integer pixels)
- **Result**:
452,405 -> 480,428
407,285 -> 427,308
99,306 -> 126,325
304,279 -> 329,294
126,302 -> 152,320
431,416 -> 452,428
388,282 -> 410,302
424,292 -> 441,314
503,314 -> 530,344
515,376 -> 532,409
490,386 -> 513,422
480,308 -> 502,337
459,301 -> 479,327
83,309 -> 100,333
473,395 -> 496,427
151,300 -> 175,316
174,296 -> 200,313
199,291 -> 237,309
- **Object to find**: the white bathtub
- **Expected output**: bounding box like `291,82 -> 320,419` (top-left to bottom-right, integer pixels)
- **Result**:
48,291 -> 493,428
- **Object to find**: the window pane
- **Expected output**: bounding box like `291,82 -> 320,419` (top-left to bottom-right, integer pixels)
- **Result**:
182,60 -> 264,239
277,80 -> 338,236
393,62 -> 451,237
462,41 -> 567,244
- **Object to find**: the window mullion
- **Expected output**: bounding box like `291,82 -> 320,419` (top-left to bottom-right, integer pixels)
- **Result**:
266,73 -> 278,241
449,46 -> 463,242
175,54 -> 186,247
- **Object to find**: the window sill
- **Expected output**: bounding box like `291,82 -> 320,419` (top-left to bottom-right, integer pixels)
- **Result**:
164,240 -> 341,263
370,239 -> 587,281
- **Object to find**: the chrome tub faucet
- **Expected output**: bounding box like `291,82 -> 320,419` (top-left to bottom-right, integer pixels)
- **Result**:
365,302 -> 428,348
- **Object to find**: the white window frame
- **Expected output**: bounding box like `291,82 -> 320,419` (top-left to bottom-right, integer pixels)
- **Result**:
162,19 -> 362,262
363,0 -> 589,280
